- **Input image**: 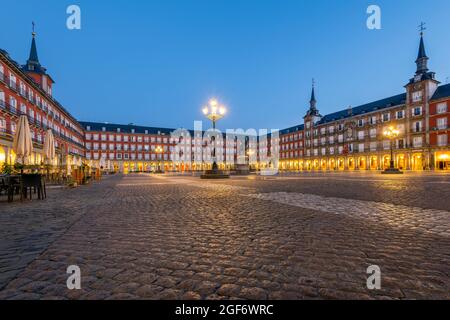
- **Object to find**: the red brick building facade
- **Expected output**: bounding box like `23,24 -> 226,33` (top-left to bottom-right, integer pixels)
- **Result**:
0,32 -> 85,169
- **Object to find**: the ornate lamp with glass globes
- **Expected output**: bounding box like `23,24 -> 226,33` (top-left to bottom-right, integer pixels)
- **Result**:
200,99 -> 230,179
382,126 -> 403,174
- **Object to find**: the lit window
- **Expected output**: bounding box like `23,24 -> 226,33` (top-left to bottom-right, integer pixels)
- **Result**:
437,135 -> 448,146
437,103 -> 447,114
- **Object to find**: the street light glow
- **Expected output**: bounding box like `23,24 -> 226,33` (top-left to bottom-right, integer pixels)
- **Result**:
209,99 -> 218,107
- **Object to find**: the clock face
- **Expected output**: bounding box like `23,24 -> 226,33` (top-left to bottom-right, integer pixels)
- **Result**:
414,75 -> 422,82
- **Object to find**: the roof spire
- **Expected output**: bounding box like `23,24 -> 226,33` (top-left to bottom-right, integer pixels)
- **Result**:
28,21 -> 40,64
306,78 -> 321,118
416,22 -> 429,75
310,78 -> 316,104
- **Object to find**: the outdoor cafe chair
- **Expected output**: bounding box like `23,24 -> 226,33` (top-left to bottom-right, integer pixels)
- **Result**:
20,174 -> 45,201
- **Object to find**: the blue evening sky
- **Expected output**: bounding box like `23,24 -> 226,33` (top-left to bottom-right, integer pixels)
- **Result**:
1,0 -> 450,131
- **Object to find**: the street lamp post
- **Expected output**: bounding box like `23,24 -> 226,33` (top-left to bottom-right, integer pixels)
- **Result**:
202,99 -> 226,173
382,126 -> 403,174
155,145 -> 163,173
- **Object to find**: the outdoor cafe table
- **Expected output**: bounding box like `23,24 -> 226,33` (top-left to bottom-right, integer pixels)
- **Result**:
1,174 -> 46,202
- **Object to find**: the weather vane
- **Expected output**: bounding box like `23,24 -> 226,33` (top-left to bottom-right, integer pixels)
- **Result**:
32,21 -> 36,36
418,22 -> 426,36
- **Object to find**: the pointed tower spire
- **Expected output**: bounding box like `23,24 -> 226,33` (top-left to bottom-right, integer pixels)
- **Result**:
416,22 -> 429,76
23,22 -> 48,75
310,78 -> 316,108
306,79 -> 321,117
28,22 -> 40,64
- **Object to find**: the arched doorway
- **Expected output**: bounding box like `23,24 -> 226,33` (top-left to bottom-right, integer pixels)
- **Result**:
348,157 -> 355,170
358,157 -> 366,170
397,155 -> 406,170
321,159 -> 327,171
411,154 -> 423,171
337,158 -> 345,170
329,159 -> 336,170
382,155 -> 391,170
370,156 -> 378,170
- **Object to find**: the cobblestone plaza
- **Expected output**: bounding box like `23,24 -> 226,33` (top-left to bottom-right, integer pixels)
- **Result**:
0,172 -> 448,300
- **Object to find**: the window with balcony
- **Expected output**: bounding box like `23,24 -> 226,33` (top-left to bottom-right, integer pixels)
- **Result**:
9,73 -> 16,89
358,143 -> 365,153
338,134 -> 344,143
437,134 -> 448,147
437,118 -> 447,130
413,121 -> 422,133
413,136 -> 423,148
10,97 -> 17,111
358,131 -> 365,140
437,102 -> 448,114
370,142 -> 377,151
413,107 -> 422,117
0,117 -> 6,132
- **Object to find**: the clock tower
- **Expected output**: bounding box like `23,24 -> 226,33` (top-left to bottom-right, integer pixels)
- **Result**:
405,24 -> 440,169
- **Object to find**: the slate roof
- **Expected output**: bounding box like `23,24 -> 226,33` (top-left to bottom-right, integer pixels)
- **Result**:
79,121 -> 176,135
280,124 -> 305,135
317,93 -> 407,125
431,83 -> 450,101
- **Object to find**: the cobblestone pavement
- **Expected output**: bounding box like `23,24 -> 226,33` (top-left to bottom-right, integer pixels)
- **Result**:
0,172 -> 449,300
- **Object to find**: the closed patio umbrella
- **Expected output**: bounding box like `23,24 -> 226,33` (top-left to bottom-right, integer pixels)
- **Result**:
13,115 -> 33,166
43,129 -> 55,165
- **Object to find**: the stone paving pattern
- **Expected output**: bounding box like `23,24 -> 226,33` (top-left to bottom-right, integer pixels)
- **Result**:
0,173 -> 449,300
